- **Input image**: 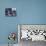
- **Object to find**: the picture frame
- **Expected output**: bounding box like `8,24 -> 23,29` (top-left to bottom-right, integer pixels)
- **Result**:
5,8 -> 16,17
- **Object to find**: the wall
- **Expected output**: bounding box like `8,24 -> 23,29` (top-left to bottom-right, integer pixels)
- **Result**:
0,0 -> 46,44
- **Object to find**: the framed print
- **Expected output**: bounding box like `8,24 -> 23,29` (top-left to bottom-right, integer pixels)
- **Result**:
5,8 -> 16,16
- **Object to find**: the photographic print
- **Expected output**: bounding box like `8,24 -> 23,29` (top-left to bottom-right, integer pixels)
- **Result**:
5,8 -> 16,16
